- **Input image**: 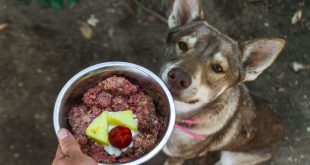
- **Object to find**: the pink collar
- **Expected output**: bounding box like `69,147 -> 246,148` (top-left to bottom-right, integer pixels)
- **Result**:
175,119 -> 205,140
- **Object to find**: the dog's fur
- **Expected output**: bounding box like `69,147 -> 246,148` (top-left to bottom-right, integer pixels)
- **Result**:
160,0 -> 285,164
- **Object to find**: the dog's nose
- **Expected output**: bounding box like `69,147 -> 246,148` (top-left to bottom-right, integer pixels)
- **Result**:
168,68 -> 192,90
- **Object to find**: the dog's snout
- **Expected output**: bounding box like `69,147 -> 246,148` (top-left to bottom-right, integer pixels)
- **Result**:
168,68 -> 192,90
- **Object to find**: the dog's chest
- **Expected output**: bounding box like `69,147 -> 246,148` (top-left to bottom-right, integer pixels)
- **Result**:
163,118 -> 241,158
163,125 -> 208,157
163,87 -> 241,157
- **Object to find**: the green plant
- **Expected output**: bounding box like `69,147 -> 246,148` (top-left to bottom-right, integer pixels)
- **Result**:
24,0 -> 78,9
160,0 -> 168,9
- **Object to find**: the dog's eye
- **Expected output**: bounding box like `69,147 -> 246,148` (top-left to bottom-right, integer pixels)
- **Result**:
178,41 -> 188,51
212,64 -> 225,73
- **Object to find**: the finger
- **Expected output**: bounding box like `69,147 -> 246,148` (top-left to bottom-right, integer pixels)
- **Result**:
54,145 -> 64,159
57,128 -> 81,155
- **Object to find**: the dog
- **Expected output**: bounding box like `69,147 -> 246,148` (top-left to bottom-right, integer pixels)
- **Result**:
159,0 -> 285,164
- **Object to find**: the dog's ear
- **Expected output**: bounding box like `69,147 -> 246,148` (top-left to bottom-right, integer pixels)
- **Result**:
241,38 -> 285,81
168,0 -> 206,29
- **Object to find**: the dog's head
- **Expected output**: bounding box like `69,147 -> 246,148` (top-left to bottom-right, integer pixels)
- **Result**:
160,0 -> 285,113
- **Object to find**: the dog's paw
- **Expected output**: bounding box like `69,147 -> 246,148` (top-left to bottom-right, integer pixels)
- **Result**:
215,161 -> 224,165
163,158 -> 185,165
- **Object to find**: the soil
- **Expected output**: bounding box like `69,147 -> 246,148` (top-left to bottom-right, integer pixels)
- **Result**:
0,0 -> 309,165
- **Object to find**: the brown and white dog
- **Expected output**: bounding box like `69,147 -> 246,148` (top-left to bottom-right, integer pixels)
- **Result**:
160,0 -> 285,164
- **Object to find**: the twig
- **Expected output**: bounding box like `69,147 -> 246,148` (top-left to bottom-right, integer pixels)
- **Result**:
0,23 -> 9,31
131,0 -> 167,24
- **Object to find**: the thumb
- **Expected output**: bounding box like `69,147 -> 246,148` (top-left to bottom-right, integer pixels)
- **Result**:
57,128 -> 81,156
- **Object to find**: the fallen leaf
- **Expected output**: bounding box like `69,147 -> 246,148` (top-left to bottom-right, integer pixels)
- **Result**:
277,87 -> 285,92
108,28 -> 114,38
263,22 -> 270,27
106,8 -> 116,14
0,23 -> 9,31
80,22 -> 93,39
291,10 -> 302,24
290,61 -> 310,72
87,14 -> 99,27
275,72 -> 285,79
147,15 -> 157,22
287,156 -> 293,162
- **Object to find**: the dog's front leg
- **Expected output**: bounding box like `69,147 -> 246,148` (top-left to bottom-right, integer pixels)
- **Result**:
162,145 -> 186,165
164,157 -> 185,165
215,149 -> 273,165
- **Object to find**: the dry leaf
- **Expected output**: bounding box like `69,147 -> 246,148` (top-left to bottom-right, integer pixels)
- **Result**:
108,28 -> 114,38
0,23 -> 9,31
291,10 -> 302,24
80,22 -> 93,39
106,8 -> 116,14
291,61 -> 310,72
87,14 -> 99,27
147,15 -> 157,22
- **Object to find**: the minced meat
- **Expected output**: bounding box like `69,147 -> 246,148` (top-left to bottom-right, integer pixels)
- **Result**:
68,75 -> 163,164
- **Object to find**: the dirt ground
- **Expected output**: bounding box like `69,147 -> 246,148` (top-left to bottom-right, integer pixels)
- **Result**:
0,0 -> 309,165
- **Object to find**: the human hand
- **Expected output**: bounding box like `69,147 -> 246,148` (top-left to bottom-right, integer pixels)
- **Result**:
52,128 -> 97,165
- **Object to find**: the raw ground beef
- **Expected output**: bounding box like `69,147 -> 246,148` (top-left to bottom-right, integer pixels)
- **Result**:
68,75 -> 164,163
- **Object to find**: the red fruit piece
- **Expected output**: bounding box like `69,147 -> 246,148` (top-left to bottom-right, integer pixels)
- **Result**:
108,126 -> 132,149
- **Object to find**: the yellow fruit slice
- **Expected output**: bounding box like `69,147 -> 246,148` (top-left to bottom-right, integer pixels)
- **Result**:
86,111 -> 109,144
108,110 -> 137,131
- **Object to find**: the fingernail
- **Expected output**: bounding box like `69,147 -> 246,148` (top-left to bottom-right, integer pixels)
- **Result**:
57,128 -> 68,140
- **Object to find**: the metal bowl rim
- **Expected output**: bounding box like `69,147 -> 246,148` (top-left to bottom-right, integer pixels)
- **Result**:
53,61 -> 175,165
